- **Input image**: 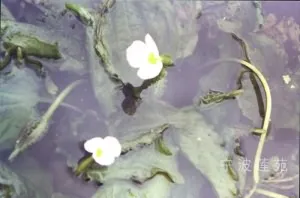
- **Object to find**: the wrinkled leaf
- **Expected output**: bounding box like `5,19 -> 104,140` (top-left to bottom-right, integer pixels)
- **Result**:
107,99 -> 179,138
1,19 -> 88,75
172,108 -> 238,198
85,146 -> 184,184
74,123 -> 169,175
91,174 -> 172,198
96,0 -> 199,86
91,0 -> 200,117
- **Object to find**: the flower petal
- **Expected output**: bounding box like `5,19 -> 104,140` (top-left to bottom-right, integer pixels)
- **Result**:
126,40 -> 149,68
103,136 -> 122,157
145,34 -> 159,56
93,153 -> 116,166
84,137 -> 104,153
137,62 -> 163,80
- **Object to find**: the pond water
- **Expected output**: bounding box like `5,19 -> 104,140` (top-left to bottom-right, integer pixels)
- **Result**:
0,1 -> 299,198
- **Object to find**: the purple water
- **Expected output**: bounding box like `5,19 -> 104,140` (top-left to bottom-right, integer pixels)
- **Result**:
1,1 -> 299,198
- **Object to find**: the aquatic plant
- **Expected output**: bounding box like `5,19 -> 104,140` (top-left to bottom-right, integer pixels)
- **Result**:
69,0 -> 199,116
1,32 -> 62,76
84,136 -> 121,166
200,58 -> 273,198
8,79 -> 85,161
1,1 -> 298,198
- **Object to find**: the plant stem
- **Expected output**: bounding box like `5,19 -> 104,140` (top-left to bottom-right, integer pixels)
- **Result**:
262,174 -> 299,183
201,58 -> 272,198
255,188 -> 289,198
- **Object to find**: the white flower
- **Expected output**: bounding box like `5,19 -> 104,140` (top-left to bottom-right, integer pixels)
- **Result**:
84,136 -> 122,166
126,34 -> 163,80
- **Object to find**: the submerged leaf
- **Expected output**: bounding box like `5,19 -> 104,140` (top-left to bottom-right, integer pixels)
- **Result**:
75,124 -> 169,175
90,0 -> 200,117
88,135 -> 182,198
85,146 -> 183,185
0,69 -> 41,151
215,3 -> 299,132
172,108 -> 238,198
95,0 -> 199,85
150,167 -> 175,183
217,1 -> 261,33
0,157 -> 53,198
91,174 -> 172,198
1,2 -> 15,21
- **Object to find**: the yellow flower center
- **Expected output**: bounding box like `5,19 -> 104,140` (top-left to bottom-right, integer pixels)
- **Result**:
148,52 -> 158,64
95,148 -> 103,158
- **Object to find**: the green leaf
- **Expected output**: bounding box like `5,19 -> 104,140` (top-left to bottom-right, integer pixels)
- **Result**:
160,54 -> 174,67
155,136 -> 172,156
85,146 -> 184,184
91,174 -> 172,198
65,3 -> 94,26
1,19 -> 88,75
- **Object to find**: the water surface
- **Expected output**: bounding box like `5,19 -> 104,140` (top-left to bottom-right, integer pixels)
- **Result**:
0,1 -> 299,198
